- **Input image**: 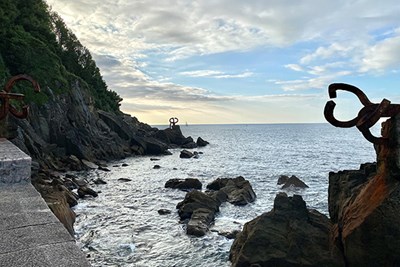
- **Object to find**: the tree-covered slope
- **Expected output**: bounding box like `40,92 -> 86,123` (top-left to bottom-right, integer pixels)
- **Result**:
0,0 -> 121,112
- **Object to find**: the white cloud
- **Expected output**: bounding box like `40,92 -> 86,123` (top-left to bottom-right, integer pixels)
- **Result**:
179,70 -> 254,79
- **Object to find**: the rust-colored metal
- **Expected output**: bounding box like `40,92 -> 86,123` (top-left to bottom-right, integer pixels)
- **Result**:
0,74 -> 40,120
169,117 -> 179,128
324,83 -> 400,144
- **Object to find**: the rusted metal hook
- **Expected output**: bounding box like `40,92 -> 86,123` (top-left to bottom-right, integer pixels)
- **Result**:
0,74 -> 41,120
324,83 -> 400,145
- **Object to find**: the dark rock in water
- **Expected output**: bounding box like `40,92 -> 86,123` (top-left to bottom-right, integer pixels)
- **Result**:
121,163 -> 129,167
118,178 -> 132,182
165,178 -> 202,190
218,230 -> 241,239
281,175 -> 309,189
207,176 -> 256,206
187,208 -> 215,237
230,193 -> 344,267
180,149 -> 194,158
72,177 -> 88,187
158,209 -> 172,215
153,165 -> 161,169
150,158 -> 160,161
277,175 -> 289,185
93,178 -> 107,185
81,159 -> 98,169
176,190 -> 219,220
196,137 -> 209,147
181,141 -> 197,149
98,166 -> 111,172
77,186 -> 98,198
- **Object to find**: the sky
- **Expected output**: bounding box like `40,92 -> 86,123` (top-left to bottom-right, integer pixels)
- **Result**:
46,0 -> 400,125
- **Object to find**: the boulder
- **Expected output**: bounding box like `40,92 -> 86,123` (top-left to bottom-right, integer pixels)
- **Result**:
281,175 -> 309,189
165,178 -> 202,191
81,159 -> 98,169
118,178 -> 132,182
187,208 -> 215,237
176,190 -> 220,220
277,175 -> 289,185
180,149 -> 194,158
207,176 -> 256,206
158,209 -> 172,215
230,193 -> 344,267
196,137 -> 209,147
77,186 -> 98,198
153,165 -> 161,169
93,178 -> 107,185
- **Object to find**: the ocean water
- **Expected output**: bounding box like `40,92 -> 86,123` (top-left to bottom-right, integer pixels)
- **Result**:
73,123 -> 377,267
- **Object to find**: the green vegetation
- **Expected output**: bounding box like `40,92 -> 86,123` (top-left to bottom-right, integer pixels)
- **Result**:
0,0 -> 122,112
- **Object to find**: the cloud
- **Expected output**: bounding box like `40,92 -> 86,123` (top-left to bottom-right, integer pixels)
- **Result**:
179,69 -> 254,79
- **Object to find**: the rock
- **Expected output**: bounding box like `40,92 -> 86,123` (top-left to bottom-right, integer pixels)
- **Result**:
218,230 -> 241,239
165,178 -> 202,191
196,137 -> 209,147
158,209 -> 172,215
118,178 -> 132,182
98,166 -> 111,172
72,177 -> 88,187
277,175 -> 289,185
181,141 -> 197,149
150,158 -> 160,161
180,149 -> 194,158
230,193 -> 344,267
81,159 -> 98,169
77,186 -> 98,198
186,208 -> 215,237
122,163 -> 129,167
207,176 -> 256,206
93,178 -> 107,185
281,175 -> 309,189
176,190 -> 220,220
153,165 -> 161,169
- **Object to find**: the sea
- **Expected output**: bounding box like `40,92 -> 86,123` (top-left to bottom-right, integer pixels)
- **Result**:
73,123 -> 378,267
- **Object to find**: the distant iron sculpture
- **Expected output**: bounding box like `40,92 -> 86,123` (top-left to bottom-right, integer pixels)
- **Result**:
324,83 -> 400,145
169,117 -> 179,128
0,74 -> 40,120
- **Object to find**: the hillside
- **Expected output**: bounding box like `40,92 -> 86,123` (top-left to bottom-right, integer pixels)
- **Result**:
0,0 -> 177,170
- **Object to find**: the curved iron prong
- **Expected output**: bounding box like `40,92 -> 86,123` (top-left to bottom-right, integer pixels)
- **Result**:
324,100 -> 359,128
4,74 -> 41,93
328,83 -> 372,107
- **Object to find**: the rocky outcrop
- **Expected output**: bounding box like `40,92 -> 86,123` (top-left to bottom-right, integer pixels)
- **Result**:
196,137 -> 209,147
230,193 -> 344,267
165,178 -> 202,191
206,176 -> 256,206
180,149 -> 194,158
278,175 -> 309,189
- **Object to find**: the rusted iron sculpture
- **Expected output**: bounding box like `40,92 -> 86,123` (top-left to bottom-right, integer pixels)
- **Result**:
324,83 -> 400,145
0,74 -> 40,120
169,117 -> 179,128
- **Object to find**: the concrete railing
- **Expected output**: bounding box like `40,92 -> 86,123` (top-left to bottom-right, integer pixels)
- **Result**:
0,138 -> 90,266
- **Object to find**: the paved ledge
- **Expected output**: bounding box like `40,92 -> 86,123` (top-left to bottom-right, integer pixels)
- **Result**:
0,139 -> 90,266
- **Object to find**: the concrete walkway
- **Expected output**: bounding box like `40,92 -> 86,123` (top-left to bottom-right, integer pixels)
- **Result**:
0,139 -> 90,266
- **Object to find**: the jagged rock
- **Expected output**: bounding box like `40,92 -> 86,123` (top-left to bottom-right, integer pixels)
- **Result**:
176,190 -> 219,220
77,186 -> 98,198
207,176 -> 256,206
277,175 -> 289,185
230,193 -> 344,267
196,137 -> 209,147
180,149 -> 194,158
187,208 -> 215,237
165,178 -> 202,190
181,141 -> 197,149
281,175 -> 309,189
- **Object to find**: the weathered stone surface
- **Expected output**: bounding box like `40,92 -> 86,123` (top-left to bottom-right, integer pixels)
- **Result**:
0,139 -> 31,183
230,193 -> 344,267
77,186 -> 98,198
165,178 -> 202,190
207,176 -> 256,206
81,159 -> 98,169
176,190 -> 219,220
281,175 -> 309,189
187,208 -> 215,237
